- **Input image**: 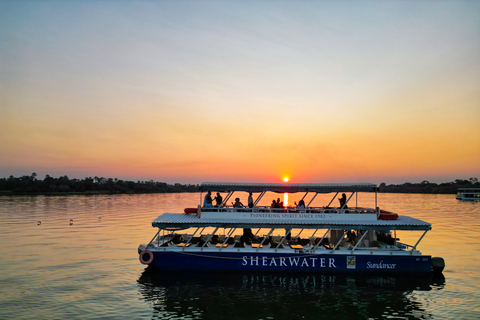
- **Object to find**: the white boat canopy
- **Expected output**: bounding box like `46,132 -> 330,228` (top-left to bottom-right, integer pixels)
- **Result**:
200,182 -> 377,193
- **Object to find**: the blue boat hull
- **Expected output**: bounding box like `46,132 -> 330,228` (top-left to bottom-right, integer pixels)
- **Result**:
145,250 -> 432,274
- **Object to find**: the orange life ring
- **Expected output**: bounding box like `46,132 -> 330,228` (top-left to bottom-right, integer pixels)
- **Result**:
139,250 -> 154,265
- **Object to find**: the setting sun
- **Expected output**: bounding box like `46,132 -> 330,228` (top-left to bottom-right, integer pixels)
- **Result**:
284,177 -> 289,182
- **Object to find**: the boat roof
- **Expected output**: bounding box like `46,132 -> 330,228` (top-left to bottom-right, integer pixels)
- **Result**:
200,182 -> 377,193
152,213 -> 431,231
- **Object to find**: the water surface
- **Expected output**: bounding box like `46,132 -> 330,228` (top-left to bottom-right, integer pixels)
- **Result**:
0,193 -> 479,319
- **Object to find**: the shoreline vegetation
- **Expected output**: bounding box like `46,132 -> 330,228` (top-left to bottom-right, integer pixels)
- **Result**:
0,173 -> 478,196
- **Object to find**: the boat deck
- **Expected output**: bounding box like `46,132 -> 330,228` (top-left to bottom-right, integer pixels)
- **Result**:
152,213 -> 431,231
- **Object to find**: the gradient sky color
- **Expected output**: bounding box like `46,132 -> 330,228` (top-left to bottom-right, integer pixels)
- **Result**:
1,1 -> 479,184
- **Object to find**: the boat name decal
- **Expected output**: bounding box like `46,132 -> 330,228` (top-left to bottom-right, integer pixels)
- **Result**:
249,213 -> 326,219
366,260 -> 397,269
242,256 -> 337,268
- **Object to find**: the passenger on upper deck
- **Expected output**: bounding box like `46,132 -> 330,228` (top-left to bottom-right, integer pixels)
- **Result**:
276,198 -> 283,208
248,192 -> 254,208
233,198 -> 244,208
203,191 -> 213,207
339,193 -> 348,209
214,192 -> 223,207
271,199 -> 277,208
296,199 -> 305,209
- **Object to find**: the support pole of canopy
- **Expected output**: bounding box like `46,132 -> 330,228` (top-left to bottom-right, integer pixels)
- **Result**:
202,227 -> 219,247
147,229 -> 161,246
222,191 -> 234,207
300,192 -> 309,202
254,191 -> 266,207
326,192 -> 339,208
220,228 -> 236,250
258,228 -> 274,251
340,192 -> 355,210
413,230 -> 428,250
185,227 -> 202,247
307,193 -> 319,208
276,230 -> 290,251
330,230 -> 346,252
351,230 -> 368,251
295,228 -> 304,238
312,229 -> 330,252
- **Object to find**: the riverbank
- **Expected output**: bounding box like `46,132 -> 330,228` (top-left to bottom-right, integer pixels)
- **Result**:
1,174 -> 478,195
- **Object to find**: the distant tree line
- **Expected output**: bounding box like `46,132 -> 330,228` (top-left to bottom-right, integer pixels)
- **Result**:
0,173 -> 198,195
1,174 -> 478,195
378,178 -> 479,194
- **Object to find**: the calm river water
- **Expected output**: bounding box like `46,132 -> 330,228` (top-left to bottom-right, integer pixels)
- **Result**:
0,193 -> 479,319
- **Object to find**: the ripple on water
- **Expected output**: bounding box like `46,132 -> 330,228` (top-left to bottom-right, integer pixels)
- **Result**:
0,193 -> 479,319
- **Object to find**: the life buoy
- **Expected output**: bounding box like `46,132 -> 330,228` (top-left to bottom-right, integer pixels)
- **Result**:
379,211 -> 399,220
139,250 -> 154,265
184,208 -> 197,214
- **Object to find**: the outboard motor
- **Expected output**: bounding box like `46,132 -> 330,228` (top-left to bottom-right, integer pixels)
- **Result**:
431,257 -> 445,274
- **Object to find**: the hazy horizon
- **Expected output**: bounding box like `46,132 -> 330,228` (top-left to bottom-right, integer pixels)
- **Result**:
1,171 -> 477,187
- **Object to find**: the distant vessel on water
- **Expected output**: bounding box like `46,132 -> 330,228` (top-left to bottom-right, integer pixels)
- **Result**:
138,182 -> 445,274
456,188 -> 480,201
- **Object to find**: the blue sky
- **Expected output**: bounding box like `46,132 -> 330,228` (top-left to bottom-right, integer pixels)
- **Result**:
1,1 -> 479,184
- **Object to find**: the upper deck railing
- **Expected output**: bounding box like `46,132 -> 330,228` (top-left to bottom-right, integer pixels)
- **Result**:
199,205 -> 377,215
200,182 -> 377,193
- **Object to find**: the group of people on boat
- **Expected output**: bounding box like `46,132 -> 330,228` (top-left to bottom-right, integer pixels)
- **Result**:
203,191 -> 350,210
232,192 -> 255,208
203,191 -> 223,207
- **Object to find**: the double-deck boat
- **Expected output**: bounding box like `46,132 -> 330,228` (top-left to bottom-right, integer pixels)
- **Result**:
138,182 -> 444,274
456,188 -> 480,201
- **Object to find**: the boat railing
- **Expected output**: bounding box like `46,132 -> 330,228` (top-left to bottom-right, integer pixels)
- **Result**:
199,206 -> 377,214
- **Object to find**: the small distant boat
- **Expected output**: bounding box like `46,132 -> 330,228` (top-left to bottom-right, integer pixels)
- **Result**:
138,182 -> 444,274
456,188 -> 480,201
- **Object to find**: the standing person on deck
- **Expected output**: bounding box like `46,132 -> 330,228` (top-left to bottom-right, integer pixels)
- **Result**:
339,193 -> 348,208
203,191 -> 213,207
248,192 -> 254,208
214,192 -> 223,207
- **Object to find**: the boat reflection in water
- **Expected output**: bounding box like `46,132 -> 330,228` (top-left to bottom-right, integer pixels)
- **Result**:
137,268 -> 445,320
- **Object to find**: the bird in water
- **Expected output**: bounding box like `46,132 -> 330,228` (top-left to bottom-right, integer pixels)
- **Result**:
69,219 -> 73,226
37,221 -> 41,225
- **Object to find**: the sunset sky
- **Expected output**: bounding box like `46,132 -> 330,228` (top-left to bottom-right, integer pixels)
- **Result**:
1,1 -> 479,184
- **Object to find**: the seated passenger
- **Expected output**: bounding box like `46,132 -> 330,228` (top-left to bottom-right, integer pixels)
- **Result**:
233,198 -> 244,208
346,230 -> 356,242
243,228 -> 254,241
296,199 -> 305,209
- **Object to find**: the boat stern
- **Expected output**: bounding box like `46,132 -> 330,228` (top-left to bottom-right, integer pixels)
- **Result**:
138,244 -> 147,254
